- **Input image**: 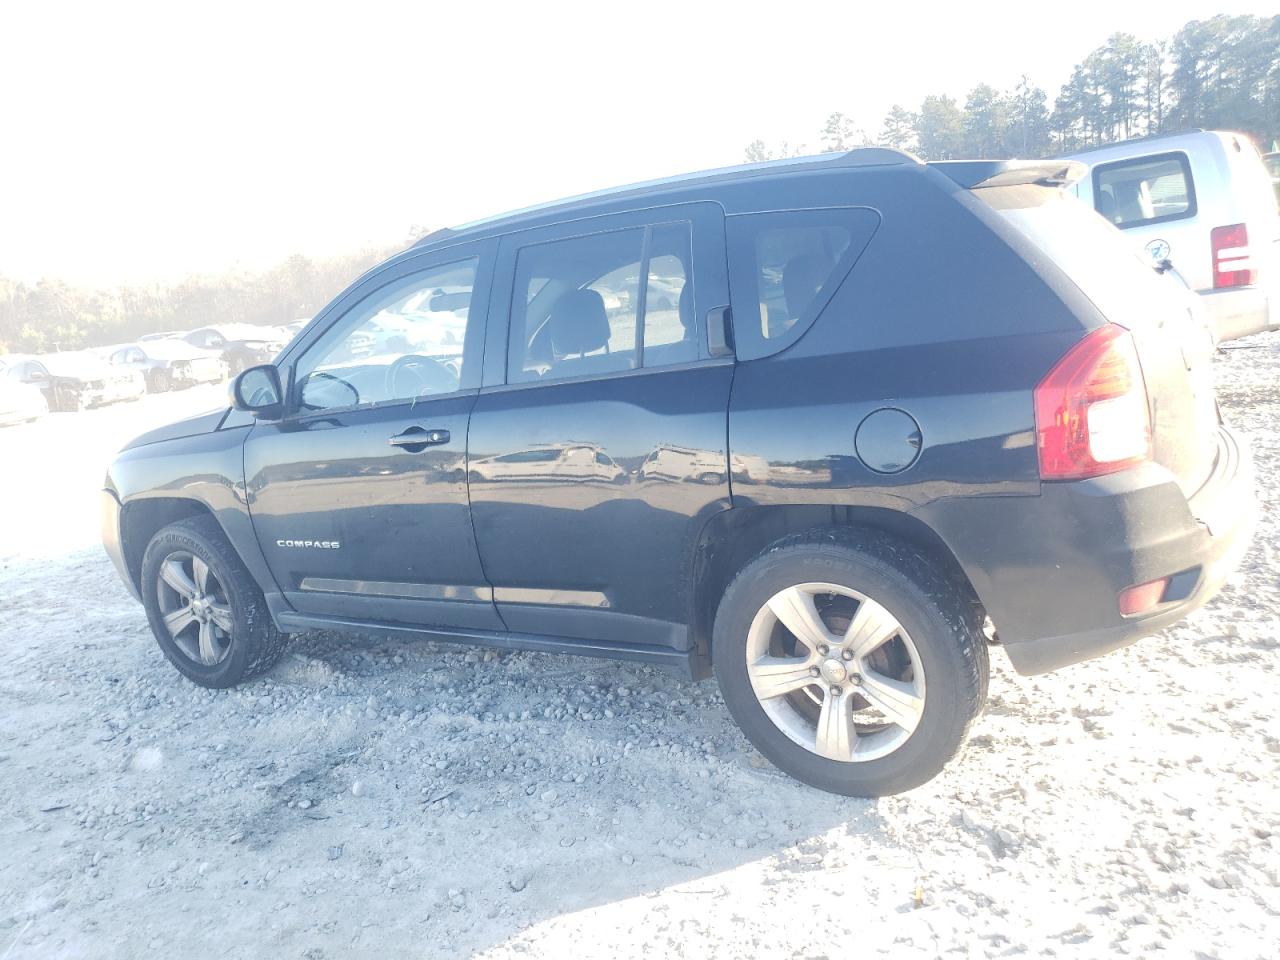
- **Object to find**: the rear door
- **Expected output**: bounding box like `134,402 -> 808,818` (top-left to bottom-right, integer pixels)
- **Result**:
467,204 -> 733,651
243,241 -> 502,630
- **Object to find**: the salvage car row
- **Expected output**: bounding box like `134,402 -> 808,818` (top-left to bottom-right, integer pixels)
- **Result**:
0,321 -> 298,422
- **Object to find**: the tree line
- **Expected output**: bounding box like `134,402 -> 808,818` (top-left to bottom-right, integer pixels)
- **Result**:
0,246 -> 397,356
5,14 -> 1275,358
745,14 -> 1280,162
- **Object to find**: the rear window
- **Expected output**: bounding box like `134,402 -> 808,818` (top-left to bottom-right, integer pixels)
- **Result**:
1092,152 -> 1196,229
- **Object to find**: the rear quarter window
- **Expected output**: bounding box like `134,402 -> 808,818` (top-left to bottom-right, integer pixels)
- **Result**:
727,207 -> 880,361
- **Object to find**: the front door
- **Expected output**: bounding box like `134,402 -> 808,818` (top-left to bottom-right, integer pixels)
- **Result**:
468,205 -> 733,652
244,242 -> 502,630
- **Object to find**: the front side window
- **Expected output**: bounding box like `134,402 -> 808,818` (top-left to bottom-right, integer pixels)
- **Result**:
292,258 -> 478,412
1093,152 -> 1196,228
507,221 -> 697,384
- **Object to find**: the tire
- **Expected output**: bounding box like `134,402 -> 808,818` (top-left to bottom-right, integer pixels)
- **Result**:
140,515 -> 287,688
712,529 -> 988,796
148,369 -> 171,393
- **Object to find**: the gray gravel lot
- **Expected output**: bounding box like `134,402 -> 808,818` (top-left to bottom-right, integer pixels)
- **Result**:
1,339 -> 1277,958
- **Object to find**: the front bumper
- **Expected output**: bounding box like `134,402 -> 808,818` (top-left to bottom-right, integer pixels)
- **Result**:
101,489 -> 140,601
921,423 -> 1257,675
172,359 -> 226,385
79,379 -> 145,407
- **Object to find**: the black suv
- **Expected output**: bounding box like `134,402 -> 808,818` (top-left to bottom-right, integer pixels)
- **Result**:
102,149 -> 1255,796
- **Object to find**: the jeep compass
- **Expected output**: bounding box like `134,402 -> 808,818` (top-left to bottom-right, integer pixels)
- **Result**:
102,149 -> 1256,796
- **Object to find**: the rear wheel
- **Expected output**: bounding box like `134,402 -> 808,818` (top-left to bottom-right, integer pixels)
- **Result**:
713,531 -> 987,796
140,516 -> 287,688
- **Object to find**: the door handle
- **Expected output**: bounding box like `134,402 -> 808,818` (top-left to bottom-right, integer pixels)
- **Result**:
706,305 -> 734,358
389,426 -> 450,449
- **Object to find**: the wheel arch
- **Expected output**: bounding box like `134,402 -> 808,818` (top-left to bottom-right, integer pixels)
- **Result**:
689,504 -> 984,672
120,497 -> 220,595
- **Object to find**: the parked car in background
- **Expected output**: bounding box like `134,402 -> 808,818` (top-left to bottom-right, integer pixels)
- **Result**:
139,330 -> 185,342
182,324 -> 288,374
0,367 -> 49,425
1265,151 -> 1280,207
107,340 -> 227,392
1061,130 -> 1280,342
103,149 -> 1254,796
5,352 -> 146,411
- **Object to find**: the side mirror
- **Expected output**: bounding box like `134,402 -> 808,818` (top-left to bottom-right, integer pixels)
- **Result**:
231,364 -> 283,418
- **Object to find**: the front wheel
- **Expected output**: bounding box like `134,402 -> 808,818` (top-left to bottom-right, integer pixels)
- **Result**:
140,515 -> 287,688
712,531 -> 988,796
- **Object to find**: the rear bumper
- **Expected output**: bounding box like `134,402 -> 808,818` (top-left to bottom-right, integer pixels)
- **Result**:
101,489 -> 140,602
1198,285 -> 1274,341
921,423 -> 1256,675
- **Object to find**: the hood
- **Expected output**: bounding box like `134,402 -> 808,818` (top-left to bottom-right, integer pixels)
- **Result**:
140,340 -> 220,362
121,407 -> 230,451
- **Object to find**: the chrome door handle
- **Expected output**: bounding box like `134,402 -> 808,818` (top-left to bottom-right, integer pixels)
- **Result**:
389,427 -> 450,448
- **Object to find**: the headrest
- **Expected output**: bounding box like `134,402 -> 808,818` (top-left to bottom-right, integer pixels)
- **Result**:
550,288 -> 610,357
783,254 -> 833,320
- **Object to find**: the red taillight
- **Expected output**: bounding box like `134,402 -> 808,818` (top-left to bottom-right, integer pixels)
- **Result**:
1211,223 -> 1255,289
1034,326 -> 1152,480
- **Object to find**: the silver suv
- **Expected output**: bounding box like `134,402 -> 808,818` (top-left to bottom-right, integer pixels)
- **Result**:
1063,130 -> 1280,342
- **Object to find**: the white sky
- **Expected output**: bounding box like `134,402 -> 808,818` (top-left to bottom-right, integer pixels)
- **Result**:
1,0 -> 1274,287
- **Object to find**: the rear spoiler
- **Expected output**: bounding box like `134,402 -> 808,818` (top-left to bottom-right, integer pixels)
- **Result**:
929,160 -> 1086,190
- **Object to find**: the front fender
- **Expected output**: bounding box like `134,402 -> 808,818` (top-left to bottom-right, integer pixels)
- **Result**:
108,424 -> 281,606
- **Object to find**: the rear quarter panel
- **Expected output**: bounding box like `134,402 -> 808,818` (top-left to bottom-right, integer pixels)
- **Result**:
728,166 -> 1089,513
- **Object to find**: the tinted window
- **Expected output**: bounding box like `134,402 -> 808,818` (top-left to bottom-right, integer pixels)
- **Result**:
727,208 -> 878,359
1093,153 -> 1195,228
642,223 -> 698,365
293,258 -> 477,412
508,221 -> 697,384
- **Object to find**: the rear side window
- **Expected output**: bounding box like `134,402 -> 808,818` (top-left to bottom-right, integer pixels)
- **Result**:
507,221 -> 698,384
1093,152 -> 1196,229
727,208 -> 880,361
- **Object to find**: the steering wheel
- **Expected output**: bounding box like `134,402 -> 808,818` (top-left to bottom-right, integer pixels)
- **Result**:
385,354 -> 457,398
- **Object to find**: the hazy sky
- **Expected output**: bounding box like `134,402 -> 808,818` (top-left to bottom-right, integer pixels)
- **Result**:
1,1 -> 1274,287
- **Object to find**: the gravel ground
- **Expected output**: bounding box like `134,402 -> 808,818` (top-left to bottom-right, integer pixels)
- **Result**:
1,340 -> 1277,959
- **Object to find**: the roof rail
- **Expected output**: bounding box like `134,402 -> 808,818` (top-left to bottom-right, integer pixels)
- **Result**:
427,147 -> 919,241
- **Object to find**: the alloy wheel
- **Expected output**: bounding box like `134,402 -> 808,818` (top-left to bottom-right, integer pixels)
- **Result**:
155,551 -> 234,666
745,582 -> 926,763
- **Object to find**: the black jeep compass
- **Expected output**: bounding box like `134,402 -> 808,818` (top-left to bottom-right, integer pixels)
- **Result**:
102,149 -> 1256,796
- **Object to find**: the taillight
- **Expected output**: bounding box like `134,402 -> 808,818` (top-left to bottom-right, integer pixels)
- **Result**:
1034,326 -> 1152,480
1211,223 -> 1255,288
